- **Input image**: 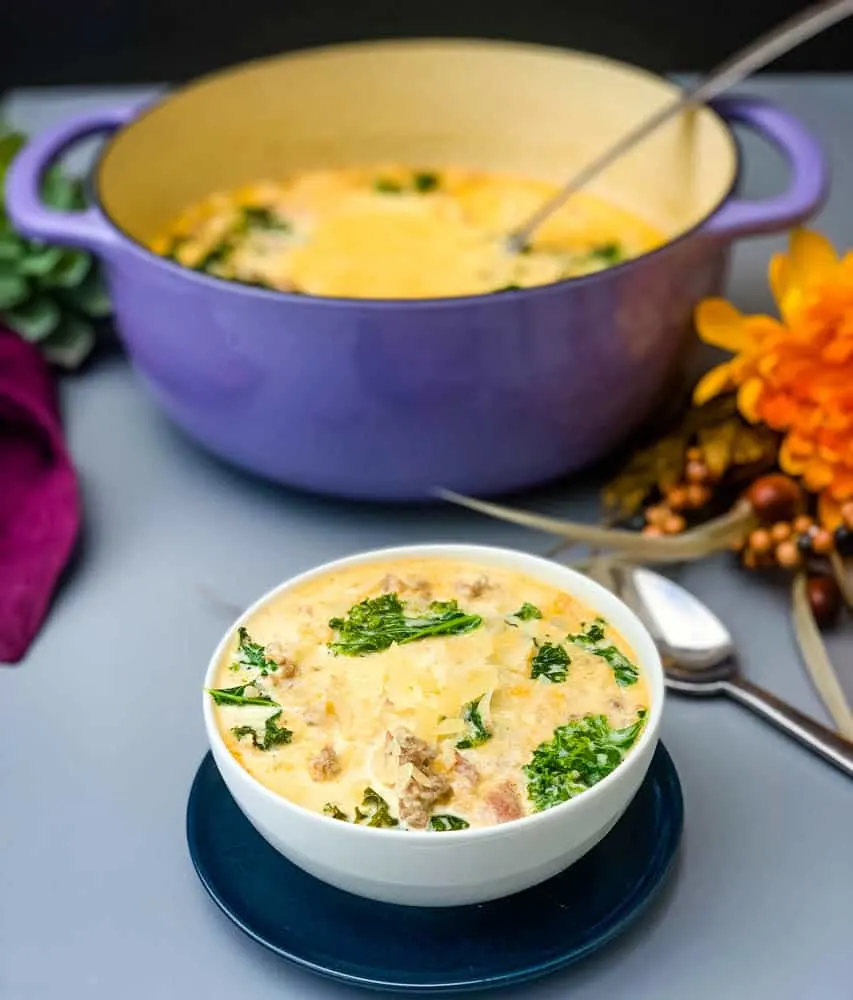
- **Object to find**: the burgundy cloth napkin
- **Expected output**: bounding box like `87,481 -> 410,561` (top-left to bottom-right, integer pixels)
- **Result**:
0,327 -> 81,663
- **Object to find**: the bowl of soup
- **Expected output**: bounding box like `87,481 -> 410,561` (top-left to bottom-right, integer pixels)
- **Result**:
7,40 -> 827,499
201,543 -> 665,906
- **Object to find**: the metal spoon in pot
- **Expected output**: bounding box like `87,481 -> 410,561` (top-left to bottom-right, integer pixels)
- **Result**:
603,562 -> 853,778
507,0 -> 853,254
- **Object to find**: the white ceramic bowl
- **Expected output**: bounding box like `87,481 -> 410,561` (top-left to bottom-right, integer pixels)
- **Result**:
202,543 -> 665,907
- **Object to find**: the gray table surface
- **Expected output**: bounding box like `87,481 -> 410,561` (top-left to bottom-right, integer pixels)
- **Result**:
2,77 -> 853,1000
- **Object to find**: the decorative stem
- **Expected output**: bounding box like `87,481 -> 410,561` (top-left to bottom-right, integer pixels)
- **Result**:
828,551 -> 853,610
438,489 -> 756,564
791,573 -> 853,738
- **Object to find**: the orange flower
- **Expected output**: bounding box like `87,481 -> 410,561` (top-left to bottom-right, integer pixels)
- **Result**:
694,229 -> 853,528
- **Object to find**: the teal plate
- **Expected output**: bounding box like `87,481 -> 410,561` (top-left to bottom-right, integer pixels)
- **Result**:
186,742 -> 683,994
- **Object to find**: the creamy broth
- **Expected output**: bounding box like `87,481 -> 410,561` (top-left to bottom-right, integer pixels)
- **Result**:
209,558 -> 649,830
154,166 -> 663,298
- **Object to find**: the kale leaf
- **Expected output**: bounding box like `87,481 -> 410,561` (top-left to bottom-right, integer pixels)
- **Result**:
259,711 -> 293,748
588,242 -> 624,265
241,206 -> 290,232
323,803 -> 349,821
428,814 -> 470,831
530,641 -> 570,683
231,626 -> 278,675
354,787 -> 399,828
512,602 -> 542,621
570,618 -> 606,643
524,711 -> 647,811
374,171 -> 440,195
373,178 -> 403,194
413,171 -> 439,193
195,242 -> 232,271
231,709 -> 293,750
206,681 -> 278,707
190,207 -> 289,275
567,617 -> 639,687
455,695 -> 492,750
328,593 -> 482,656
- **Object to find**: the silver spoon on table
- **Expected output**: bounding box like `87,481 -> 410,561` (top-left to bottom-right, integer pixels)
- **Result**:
604,563 -> 853,778
507,0 -> 853,253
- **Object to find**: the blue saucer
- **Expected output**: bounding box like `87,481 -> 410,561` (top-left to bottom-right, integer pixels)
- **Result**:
186,743 -> 683,994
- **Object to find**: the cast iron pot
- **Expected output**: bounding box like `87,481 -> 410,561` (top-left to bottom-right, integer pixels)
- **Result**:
7,40 -> 828,500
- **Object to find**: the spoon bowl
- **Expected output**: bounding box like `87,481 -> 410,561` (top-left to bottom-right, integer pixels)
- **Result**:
611,564 -> 734,671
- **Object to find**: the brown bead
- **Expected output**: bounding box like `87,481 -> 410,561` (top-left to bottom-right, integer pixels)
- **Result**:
666,485 -> 689,510
770,521 -> 792,543
642,524 -> 665,538
685,460 -> 709,484
748,528 -> 772,555
686,446 -> 702,463
841,501 -> 853,529
744,474 -> 804,524
835,525 -> 853,556
793,515 -> 814,535
662,513 -> 687,534
805,574 -> 843,628
685,483 -> 711,509
645,504 -> 669,526
775,539 -> 801,568
811,527 -> 835,555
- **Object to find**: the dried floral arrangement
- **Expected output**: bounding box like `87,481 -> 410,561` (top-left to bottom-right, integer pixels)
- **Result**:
442,228 -> 853,734
0,130 -> 111,368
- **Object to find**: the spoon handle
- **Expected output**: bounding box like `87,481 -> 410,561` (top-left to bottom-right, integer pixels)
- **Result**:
508,0 -> 853,250
723,675 -> 853,778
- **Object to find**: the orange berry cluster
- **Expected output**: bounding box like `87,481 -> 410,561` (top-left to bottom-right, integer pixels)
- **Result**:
741,516 -> 834,570
741,476 -> 853,570
741,474 -> 850,628
641,448 -> 713,537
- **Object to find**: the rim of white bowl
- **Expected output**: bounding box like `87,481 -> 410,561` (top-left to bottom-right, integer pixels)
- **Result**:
202,542 -> 665,841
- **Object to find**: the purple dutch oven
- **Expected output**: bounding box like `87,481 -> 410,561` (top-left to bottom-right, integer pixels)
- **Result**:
6,40 -> 828,501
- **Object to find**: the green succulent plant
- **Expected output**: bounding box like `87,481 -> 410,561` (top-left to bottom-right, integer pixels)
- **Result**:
0,130 -> 112,368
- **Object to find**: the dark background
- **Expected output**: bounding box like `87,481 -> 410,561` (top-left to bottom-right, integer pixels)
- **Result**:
3,0 -> 853,91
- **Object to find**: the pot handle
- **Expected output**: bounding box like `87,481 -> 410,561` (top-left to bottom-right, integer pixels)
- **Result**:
5,105 -> 141,256
701,96 -> 828,239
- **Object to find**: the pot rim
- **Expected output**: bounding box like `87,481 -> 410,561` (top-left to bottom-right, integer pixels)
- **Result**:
92,38 -> 740,311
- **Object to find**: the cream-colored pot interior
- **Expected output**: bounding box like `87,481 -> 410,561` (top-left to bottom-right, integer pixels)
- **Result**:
98,39 -> 737,247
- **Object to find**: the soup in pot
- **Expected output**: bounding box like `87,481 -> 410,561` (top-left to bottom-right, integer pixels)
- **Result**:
154,166 -> 663,298
207,557 -> 650,831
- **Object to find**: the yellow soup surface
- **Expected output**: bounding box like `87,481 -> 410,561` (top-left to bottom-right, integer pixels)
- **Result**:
153,166 -> 663,298
208,558 -> 650,831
